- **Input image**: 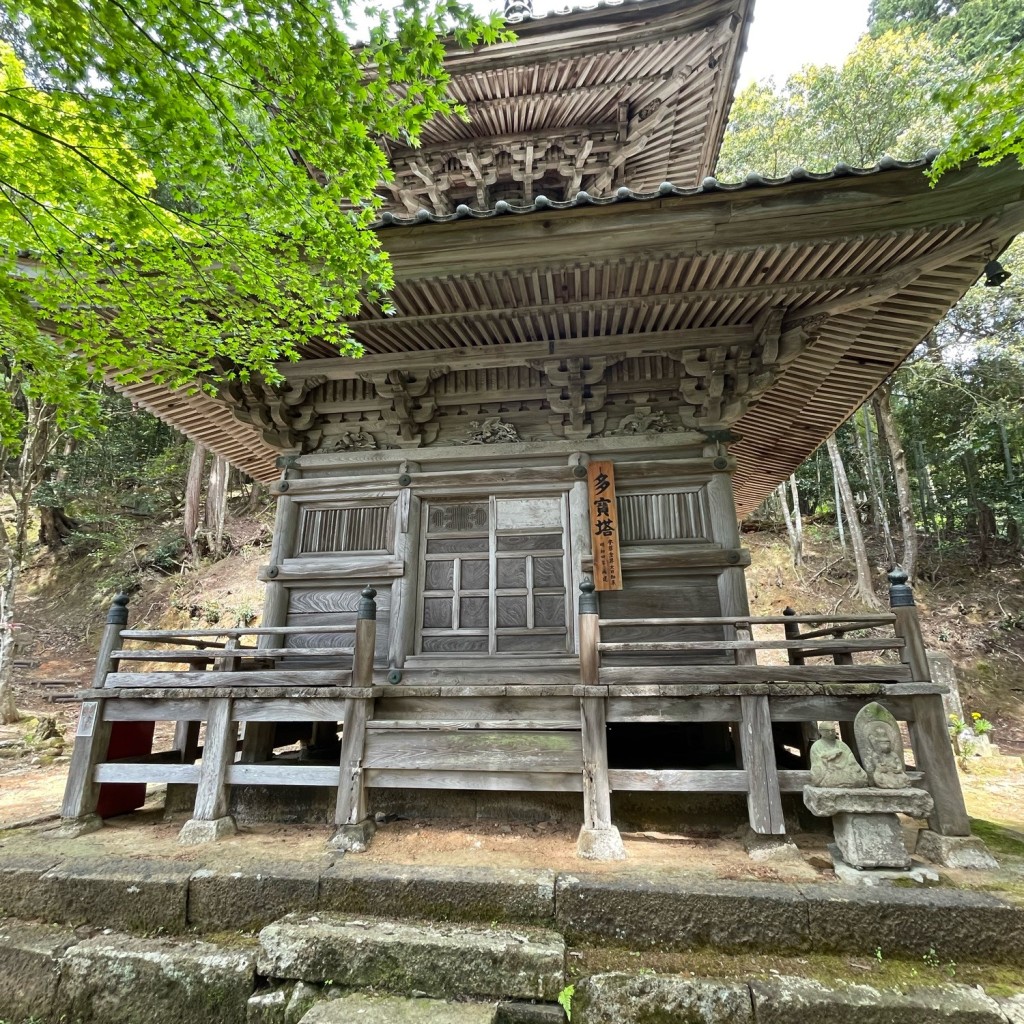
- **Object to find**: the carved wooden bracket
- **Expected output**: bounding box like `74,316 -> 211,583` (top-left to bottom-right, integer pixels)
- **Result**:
221,375 -> 326,450
358,367 -> 449,447
531,356 -> 623,440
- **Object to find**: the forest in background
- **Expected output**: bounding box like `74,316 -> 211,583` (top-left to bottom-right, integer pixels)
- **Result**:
1,0 -> 1023,727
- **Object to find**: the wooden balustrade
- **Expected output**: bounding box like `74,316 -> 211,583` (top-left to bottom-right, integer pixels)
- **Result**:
60,586 -> 379,844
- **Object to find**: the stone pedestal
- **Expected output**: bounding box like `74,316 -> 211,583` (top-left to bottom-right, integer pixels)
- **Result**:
803,786 -> 934,870
328,818 -> 376,853
178,815 -> 237,845
576,825 -> 626,861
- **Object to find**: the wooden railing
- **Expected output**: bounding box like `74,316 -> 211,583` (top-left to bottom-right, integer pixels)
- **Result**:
575,568 -> 970,841
60,588 -> 380,844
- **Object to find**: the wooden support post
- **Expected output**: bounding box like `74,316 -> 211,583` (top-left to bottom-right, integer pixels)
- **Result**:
330,586 -> 377,852
890,567 -> 971,837
784,607 -> 818,757
739,691 -> 786,835
59,593 -> 129,835
175,660 -> 206,763
576,579 -> 625,860
179,697 -> 238,844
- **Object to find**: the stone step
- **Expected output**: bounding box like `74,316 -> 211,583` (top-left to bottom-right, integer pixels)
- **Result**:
257,913 -> 565,1002
297,992 -> 497,1024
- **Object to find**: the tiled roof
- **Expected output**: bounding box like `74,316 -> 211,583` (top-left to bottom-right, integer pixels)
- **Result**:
374,152 -> 941,228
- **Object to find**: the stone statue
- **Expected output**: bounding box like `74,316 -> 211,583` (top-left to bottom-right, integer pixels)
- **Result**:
809,723 -> 867,788
855,702 -> 909,790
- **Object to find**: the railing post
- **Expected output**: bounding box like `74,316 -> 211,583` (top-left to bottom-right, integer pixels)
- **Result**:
331,585 -> 378,851
59,592 -> 129,835
576,579 -> 625,860
892,567 -> 971,838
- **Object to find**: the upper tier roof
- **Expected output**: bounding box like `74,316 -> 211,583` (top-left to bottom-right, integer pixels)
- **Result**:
380,0 -> 754,213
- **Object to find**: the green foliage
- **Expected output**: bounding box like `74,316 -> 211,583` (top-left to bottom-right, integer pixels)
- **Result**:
0,1 -> 510,447
558,983 -> 574,1020
868,0 -> 1024,62
717,30 -> 955,180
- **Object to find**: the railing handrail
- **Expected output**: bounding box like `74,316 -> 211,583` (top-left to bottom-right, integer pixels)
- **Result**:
595,614 -> 896,628
120,624 -> 359,640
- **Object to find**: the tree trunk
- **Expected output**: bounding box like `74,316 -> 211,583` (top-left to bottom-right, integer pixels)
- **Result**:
38,505 -> 78,549
999,422 -> 1015,484
860,407 -> 897,565
872,384 -> 918,582
184,443 -> 207,561
777,482 -> 802,567
0,397 -> 58,724
789,473 -> 804,566
827,433 -> 880,609
205,454 -> 229,557
832,448 -> 847,551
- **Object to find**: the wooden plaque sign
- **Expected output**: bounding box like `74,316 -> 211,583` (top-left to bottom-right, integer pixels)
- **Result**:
587,460 -> 622,591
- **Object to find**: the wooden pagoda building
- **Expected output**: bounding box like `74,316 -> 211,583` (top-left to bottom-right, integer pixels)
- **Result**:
63,0 -> 1024,857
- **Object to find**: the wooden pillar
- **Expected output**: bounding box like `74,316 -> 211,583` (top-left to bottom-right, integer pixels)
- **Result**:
331,586 -> 377,851
891,567 -> 971,836
59,593 -> 129,835
737,618 -> 785,836
179,696 -> 239,843
576,579 -> 625,860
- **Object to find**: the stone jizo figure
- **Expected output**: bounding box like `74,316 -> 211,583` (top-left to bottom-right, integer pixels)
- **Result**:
809,724 -> 867,789
855,703 -> 909,790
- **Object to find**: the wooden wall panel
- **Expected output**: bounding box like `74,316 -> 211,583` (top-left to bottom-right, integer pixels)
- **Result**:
363,729 -> 583,772
286,585 -> 391,662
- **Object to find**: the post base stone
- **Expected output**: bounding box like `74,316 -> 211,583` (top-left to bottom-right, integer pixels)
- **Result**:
328,818 -> 377,853
178,816 -> 237,845
916,830 -> 999,870
576,825 -> 627,861
829,844 -> 940,887
55,814 -> 103,838
740,827 -> 802,863
833,811 -> 910,869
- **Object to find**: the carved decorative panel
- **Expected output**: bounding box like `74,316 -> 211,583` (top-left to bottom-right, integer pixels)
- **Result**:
298,505 -> 393,554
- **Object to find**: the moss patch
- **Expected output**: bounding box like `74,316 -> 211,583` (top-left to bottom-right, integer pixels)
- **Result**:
971,818 -> 1024,860
567,945 -> 1024,998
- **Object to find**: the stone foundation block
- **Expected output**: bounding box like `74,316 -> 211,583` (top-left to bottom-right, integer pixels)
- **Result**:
297,992 -> 497,1024
247,985 -> 293,1024
576,826 -> 626,861
999,994 -> 1024,1024
750,977 -> 1007,1023
54,813 -> 103,838
56,933 -> 256,1024
35,857 -> 192,932
0,920 -> 78,1020
916,831 -> 999,870
0,853 -> 63,920
319,862 -> 556,925
572,972 -> 754,1024
257,912 -> 565,1001
327,818 -> 375,853
801,883 -> 1024,964
189,864 -> 322,932
556,875 -> 810,953
179,814 -> 237,844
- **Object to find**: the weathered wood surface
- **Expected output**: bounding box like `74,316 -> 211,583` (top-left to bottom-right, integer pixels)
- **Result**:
739,693 -> 785,835
233,698 -> 348,722
374,695 -> 578,724
103,699 -> 210,721
608,769 -> 749,792
190,698 -> 236,821
105,670 -> 350,688
598,665 -> 914,683
908,693 -> 971,836
336,695 -> 372,825
596,638 -> 904,653
60,701 -> 112,820
769,695 -> 919,722
121,624 -> 359,639
606,696 -> 742,722
263,557 -> 404,581
227,764 -> 341,787
580,695 -> 613,830
365,768 -> 584,791
582,546 -> 752,571
94,763 -> 201,785
363,729 -> 583,772
598,615 -> 896,627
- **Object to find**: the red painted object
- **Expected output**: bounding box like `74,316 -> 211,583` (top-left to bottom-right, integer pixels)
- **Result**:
96,720 -> 156,818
